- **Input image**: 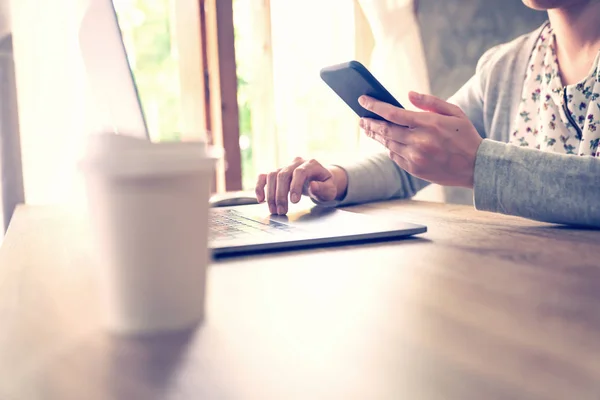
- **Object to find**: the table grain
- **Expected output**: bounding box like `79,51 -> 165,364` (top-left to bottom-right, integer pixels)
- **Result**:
1,201 -> 599,400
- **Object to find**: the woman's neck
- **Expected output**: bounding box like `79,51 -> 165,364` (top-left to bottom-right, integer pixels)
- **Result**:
549,1 -> 600,85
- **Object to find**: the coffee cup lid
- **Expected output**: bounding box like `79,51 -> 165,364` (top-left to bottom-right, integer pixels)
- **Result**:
80,133 -> 222,177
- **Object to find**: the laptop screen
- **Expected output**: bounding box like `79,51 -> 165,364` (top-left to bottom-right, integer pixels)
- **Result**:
79,0 -> 184,141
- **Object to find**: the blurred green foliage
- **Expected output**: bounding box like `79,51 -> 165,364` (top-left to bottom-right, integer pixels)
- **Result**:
116,0 -> 253,185
234,8 -> 255,189
115,0 -> 182,141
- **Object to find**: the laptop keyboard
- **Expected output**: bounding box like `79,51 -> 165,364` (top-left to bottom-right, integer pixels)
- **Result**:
209,209 -> 295,241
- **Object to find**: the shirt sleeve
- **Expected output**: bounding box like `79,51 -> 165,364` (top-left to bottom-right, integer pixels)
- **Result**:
327,152 -> 430,206
474,139 -> 600,227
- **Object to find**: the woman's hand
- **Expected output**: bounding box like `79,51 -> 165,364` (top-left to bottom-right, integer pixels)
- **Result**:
255,157 -> 348,215
359,91 -> 483,188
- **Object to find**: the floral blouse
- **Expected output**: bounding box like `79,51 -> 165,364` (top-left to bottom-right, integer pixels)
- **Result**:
511,24 -> 600,157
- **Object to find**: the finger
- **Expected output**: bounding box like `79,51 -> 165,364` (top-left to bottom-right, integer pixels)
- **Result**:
369,132 -> 409,158
389,151 -> 411,172
290,159 -> 332,201
408,91 -> 463,117
275,160 -> 304,214
255,174 -> 267,203
361,118 -> 414,145
358,96 -> 422,128
266,170 -> 280,214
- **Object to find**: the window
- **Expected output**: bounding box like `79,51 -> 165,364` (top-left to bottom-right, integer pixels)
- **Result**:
233,0 -> 369,189
114,0 -> 184,142
117,0 -> 380,191
11,0 -> 429,206
115,0 -> 420,192
115,0 -> 243,192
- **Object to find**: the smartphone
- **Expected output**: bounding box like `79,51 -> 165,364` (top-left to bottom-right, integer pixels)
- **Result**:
320,60 -> 404,121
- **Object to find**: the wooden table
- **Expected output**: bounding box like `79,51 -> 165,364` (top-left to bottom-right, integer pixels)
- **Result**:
1,201 -> 599,400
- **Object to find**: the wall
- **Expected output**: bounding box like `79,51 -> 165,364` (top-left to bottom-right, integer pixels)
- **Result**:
417,0 -> 547,101
0,0 -> 17,236
10,0 -> 90,205
0,36 -> 24,234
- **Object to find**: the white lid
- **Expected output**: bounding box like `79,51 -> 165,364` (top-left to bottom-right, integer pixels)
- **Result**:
80,133 -> 222,178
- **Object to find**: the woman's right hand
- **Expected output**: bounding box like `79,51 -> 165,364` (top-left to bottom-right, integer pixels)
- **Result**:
255,157 -> 348,215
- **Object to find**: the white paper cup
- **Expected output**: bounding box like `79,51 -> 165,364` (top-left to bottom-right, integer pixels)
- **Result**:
80,134 -> 220,335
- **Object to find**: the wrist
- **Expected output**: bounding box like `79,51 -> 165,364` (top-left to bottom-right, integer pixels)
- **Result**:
329,165 -> 348,201
465,137 -> 485,188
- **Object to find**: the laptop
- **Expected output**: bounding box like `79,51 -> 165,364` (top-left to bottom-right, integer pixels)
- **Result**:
78,0 -> 427,257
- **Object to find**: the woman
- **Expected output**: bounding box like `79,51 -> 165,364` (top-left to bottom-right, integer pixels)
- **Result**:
255,0 -> 600,226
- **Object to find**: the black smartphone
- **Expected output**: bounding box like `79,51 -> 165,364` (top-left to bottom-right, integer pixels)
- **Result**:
320,60 -> 404,121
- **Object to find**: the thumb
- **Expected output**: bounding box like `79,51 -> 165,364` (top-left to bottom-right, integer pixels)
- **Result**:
309,181 -> 336,202
408,91 -> 463,117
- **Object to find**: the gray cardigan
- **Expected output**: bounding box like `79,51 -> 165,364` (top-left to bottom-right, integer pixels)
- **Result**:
334,23 -> 600,227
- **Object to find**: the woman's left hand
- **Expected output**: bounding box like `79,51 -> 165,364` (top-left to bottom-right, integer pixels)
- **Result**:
359,91 -> 483,188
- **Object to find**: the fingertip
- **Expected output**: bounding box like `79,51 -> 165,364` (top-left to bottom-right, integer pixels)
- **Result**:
291,192 -> 300,203
408,91 -> 422,101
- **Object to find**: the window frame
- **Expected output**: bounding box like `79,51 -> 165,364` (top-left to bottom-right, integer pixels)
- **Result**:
176,0 -> 242,192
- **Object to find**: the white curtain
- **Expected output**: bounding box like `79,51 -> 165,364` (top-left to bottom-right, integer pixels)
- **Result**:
357,0 -> 430,110
356,0 -> 443,201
